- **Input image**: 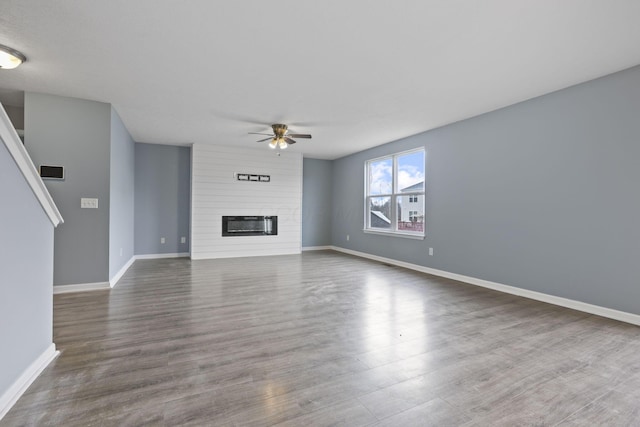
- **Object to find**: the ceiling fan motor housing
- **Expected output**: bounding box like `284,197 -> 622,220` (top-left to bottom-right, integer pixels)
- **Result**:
272,124 -> 288,138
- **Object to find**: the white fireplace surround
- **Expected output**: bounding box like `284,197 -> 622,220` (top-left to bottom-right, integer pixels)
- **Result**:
190,144 -> 302,260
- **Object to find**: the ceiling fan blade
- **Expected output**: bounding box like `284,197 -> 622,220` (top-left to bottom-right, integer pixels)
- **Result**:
256,137 -> 273,142
287,134 -> 312,139
249,132 -> 274,136
285,137 -> 297,145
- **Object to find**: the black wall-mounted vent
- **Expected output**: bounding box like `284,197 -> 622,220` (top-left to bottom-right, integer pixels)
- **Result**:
39,165 -> 64,180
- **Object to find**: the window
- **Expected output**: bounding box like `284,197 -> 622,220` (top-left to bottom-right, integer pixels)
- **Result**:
365,148 -> 425,237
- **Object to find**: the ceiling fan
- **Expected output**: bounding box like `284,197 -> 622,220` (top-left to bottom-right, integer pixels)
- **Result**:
249,124 -> 312,149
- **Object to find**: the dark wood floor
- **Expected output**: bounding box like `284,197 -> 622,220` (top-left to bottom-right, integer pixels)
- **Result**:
3,251 -> 640,426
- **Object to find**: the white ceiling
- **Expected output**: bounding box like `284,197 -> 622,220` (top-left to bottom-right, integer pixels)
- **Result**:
1,1 -> 639,159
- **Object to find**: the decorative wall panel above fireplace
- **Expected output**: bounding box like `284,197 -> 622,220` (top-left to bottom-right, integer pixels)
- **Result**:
236,173 -> 270,182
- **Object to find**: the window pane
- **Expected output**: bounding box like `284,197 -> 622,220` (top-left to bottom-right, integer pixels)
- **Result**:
364,149 -> 425,235
368,158 -> 392,195
369,196 -> 391,229
397,151 -> 424,193
396,195 -> 424,232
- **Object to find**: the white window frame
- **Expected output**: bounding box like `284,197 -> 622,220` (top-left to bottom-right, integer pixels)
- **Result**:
364,148 -> 425,239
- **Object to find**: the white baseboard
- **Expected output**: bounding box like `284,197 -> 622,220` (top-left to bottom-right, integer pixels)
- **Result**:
134,252 -> 190,260
330,246 -> 640,327
109,256 -> 136,288
53,254 -> 190,294
53,282 -> 110,294
0,343 -> 59,421
302,246 -> 332,251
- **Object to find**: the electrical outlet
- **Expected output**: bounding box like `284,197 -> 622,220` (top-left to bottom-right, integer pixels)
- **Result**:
429,247 -> 434,256
160,237 -> 165,244
181,237 -> 186,244
346,234 -> 350,241
119,248 -> 123,256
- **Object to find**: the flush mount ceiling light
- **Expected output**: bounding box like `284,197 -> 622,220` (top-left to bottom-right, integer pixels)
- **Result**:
0,44 -> 27,69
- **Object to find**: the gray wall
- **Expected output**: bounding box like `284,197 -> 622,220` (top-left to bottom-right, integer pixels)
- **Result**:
109,108 -> 135,279
302,158 -> 333,247
331,65 -> 640,315
134,143 -> 191,255
0,140 -> 54,398
3,105 -> 24,130
25,93 -> 111,285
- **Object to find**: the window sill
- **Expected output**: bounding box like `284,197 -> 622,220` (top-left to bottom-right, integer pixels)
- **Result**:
363,229 -> 425,240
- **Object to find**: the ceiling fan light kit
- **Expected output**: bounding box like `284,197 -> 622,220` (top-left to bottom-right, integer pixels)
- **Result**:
250,123 -> 312,150
268,137 -> 288,150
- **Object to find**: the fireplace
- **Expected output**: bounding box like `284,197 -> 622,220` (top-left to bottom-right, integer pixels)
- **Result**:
222,216 -> 278,236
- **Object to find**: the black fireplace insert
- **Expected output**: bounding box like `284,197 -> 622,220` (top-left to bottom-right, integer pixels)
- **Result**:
222,216 -> 278,236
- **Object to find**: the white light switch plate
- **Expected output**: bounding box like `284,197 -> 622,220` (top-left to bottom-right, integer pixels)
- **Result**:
81,198 -> 99,209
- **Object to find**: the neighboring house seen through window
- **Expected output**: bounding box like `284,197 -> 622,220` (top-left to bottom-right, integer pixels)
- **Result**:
365,148 -> 425,237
